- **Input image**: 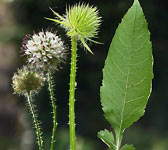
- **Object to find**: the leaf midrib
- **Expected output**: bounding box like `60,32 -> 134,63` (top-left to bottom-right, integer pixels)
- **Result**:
116,4 -> 138,149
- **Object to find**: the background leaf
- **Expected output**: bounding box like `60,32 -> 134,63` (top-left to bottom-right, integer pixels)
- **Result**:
99,0 -> 153,149
121,144 -> 135,150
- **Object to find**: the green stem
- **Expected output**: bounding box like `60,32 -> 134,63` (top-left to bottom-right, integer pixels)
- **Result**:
26,92 -> 43,150
69,36 -> 77,150
116,142 -> 120,150
48,70 -> 57,150
115,132 -> 122,150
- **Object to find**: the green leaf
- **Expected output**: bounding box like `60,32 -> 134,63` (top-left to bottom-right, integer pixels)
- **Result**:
100,0 -> 153,148
98,129 -> 115,149
121,144 -> 135,150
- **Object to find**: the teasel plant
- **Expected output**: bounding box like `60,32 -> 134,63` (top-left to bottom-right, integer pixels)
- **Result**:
12,66 -> 45,150
46,3 -> 101,150
21,29 -> 67,150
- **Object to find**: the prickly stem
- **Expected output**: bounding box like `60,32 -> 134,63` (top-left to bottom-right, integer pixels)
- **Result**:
48,70 -> 57,150
69,36 -> 77,150
26,92 -> 43,150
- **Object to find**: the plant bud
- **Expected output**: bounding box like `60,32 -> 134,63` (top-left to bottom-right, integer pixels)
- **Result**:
12,66 -> 45,95
47,3 -> 101,54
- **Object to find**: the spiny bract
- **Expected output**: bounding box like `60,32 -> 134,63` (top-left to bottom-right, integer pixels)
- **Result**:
12,66 -> 45,95
47,3 -> 101,54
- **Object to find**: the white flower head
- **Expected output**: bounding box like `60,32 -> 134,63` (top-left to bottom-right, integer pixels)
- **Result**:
21,29 -> 67,71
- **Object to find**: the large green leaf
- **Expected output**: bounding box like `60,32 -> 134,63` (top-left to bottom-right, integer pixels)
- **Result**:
99,0 -> 153,149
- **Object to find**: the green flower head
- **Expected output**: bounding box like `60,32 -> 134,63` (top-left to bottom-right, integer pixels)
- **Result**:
46,3 -> 101,54
12,66 -> 46,95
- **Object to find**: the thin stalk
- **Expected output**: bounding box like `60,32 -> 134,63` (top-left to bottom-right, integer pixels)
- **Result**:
69,36 -> 77,150
48,70 -> 57,150
26,92 -> 43,150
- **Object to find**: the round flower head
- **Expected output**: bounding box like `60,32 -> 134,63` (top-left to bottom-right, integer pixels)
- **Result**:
12,66 -> 45,95
21,29 -> 66,71
46,3 -> 101,54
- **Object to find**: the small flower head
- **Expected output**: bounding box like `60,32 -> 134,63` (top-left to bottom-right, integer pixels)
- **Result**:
46,3 -> 101,54
12,66 -> 45,95
21,29 -> 67,71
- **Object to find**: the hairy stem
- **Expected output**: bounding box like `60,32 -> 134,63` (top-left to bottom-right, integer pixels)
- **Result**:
26,92 -> 43,150
69,36 -> 77,150
48,70 -> 57,150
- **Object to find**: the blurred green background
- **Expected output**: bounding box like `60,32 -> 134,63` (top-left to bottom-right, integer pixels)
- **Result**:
0,0 -> 168,150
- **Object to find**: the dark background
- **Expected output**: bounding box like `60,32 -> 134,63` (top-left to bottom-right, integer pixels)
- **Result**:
0,0 -> 168,150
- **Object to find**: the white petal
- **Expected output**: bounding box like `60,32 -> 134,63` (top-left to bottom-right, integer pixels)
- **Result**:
26,40 -> 34,48
51,50 -> 56,54
42,51 -> 46,55
33,34 -> 41,42
25,50 -> 31,54
35,53 -> 41,58
47,54 -> 52,59
45,48 -> 50,52
43,56 -> 48,62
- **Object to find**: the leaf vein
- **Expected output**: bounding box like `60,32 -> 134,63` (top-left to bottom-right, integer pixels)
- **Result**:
109,74 -> 125,94
123,106 -> 142,123
116,4 -> 138,149
127,75 -> 147,89
126,96 -> 144,104
130,57 -> 149,66
113,44 -> 130,60
132,39 -> 148,52
118,36 -> 131,48
112,59 -> 127,76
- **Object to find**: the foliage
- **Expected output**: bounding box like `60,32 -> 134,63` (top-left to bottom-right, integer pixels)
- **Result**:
98,0 -> 153,149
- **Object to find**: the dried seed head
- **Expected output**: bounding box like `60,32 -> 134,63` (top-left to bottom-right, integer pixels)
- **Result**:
12,66 -> 46,95
21,29 -> 67,71
46,3 -> 101,54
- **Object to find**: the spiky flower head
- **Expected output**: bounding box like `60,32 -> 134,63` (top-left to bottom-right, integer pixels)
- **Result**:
46,3 -> 101,54
12,66 -> 46,95
21,29 -> 66,71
